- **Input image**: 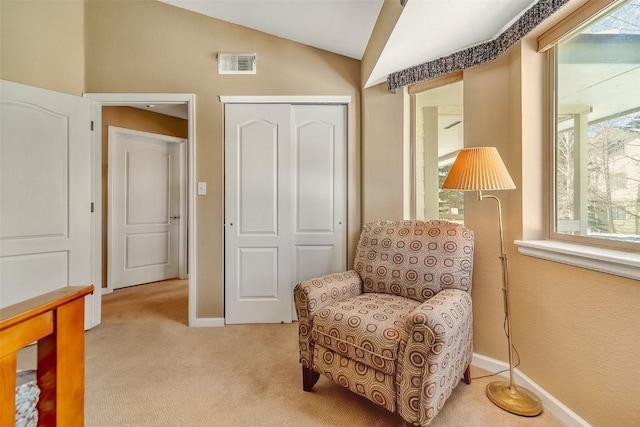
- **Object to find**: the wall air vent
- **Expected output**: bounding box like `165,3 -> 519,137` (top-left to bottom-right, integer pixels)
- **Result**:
217,53 -> 256,75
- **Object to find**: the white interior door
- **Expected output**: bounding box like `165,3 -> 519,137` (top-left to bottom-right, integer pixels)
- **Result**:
292,105 -> 347,285
224,104 -> 292,324
108,126 -> 185,290
0,80 -> 97,328
224,103 -> 346,324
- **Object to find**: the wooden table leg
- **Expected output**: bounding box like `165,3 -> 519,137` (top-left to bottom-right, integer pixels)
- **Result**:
37,297 -> 85,427
1,352 -> 17,427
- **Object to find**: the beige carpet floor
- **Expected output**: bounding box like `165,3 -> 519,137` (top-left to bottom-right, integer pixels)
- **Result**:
19,279 -> 566,426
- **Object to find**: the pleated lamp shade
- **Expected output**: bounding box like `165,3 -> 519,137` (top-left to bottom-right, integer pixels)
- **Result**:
442,147 -> 516,191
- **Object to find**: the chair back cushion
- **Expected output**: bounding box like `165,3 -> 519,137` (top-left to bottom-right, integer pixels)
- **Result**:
354,220 -> 474,302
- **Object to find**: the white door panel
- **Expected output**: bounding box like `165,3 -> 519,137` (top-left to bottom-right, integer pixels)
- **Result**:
0,80 -> 95,328
295,245 -> 335,282
125,232 -> 170,267
0,252 -> 68,307
296,121 -> 335,232
225,104 -> 292,324
292,105 -> 347,284
1,103 -> 68,238
225,103 -> 346,324
238,247 -> 278,298
109,126 -> 184,289
238,120 -> 279,235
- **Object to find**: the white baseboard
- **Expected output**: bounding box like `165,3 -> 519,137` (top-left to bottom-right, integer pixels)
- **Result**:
191,317 -> 225,327
472,353 -> 592,427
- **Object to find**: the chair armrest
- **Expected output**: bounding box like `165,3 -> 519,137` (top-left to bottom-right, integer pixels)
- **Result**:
397,289 -> 473,426
293,270 -> 363,368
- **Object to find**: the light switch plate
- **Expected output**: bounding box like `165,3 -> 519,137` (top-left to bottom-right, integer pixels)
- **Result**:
197,182 -> 207,195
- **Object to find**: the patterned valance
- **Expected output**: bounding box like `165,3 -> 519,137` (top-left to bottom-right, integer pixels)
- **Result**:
387,0 -> 570,91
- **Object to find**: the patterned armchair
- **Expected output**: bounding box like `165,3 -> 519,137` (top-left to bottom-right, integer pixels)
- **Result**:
294,220 -> 474,427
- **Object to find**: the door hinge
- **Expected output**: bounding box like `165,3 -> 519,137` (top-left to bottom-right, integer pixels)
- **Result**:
90,202 -> 94,213
91,121 -> 94,131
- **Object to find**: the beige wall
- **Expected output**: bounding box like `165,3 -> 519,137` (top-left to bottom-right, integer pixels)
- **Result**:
463,23 -> 640,427
84,0 -> 362,319
100,107 -> 188,288
358,2 -> 640,425
0,0 -> 85,95
359,0 -> 409,224
361,83 -> 407,223
461,50 -> 518,366
4,0 -> 639,424
1,0 -> 361,320
360,0 -> 403,88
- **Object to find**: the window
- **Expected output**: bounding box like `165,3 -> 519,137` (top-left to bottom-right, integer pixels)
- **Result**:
552,0 -> 640,250
412,80 -> 464,223
610,172 -> 628,191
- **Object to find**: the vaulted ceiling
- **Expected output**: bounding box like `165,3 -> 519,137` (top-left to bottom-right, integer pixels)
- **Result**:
159,0 -> 539,87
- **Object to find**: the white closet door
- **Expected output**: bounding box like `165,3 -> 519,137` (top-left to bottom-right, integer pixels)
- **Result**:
224,103 -> 347,324
291,105 -> 347,285
224,104 -> 293,324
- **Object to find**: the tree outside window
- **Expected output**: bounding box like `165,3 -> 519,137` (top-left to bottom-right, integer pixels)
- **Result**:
554,0 -> 640,247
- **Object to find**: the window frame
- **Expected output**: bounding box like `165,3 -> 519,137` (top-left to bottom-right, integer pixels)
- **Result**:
408,72 -> 464,222
547,7 -> 640,254
514,0 -> 640,281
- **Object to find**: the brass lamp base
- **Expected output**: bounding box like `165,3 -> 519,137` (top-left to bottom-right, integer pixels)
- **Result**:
486,381 -> 543,417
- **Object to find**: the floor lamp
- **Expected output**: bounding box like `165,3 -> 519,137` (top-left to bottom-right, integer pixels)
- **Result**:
442,147 -> 543,417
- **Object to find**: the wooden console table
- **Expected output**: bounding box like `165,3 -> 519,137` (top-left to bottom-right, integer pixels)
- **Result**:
0,285 -> 94,426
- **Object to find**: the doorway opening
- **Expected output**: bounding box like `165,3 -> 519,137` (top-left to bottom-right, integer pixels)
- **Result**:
85,93 -> 197,326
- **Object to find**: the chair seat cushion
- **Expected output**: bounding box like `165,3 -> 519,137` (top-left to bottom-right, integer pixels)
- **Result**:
311,293 -> 420,375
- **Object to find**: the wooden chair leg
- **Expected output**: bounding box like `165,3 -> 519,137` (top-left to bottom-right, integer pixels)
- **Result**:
463,364 -> 471,385
302,366 -> 320,391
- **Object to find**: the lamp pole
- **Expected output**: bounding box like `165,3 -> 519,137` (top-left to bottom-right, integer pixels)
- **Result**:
480,191 -> 542,416
441,146 -> 542,416
479,191 -> 515,386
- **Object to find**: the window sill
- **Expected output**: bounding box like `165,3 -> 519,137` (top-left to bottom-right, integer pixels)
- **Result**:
514,240 -> 640,280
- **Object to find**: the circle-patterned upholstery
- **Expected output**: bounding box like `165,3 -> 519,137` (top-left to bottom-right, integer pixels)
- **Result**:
294,271 -> 363,369
354,220 -> 473,302
312,293 -> 420,375
293,220 -> 475,427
